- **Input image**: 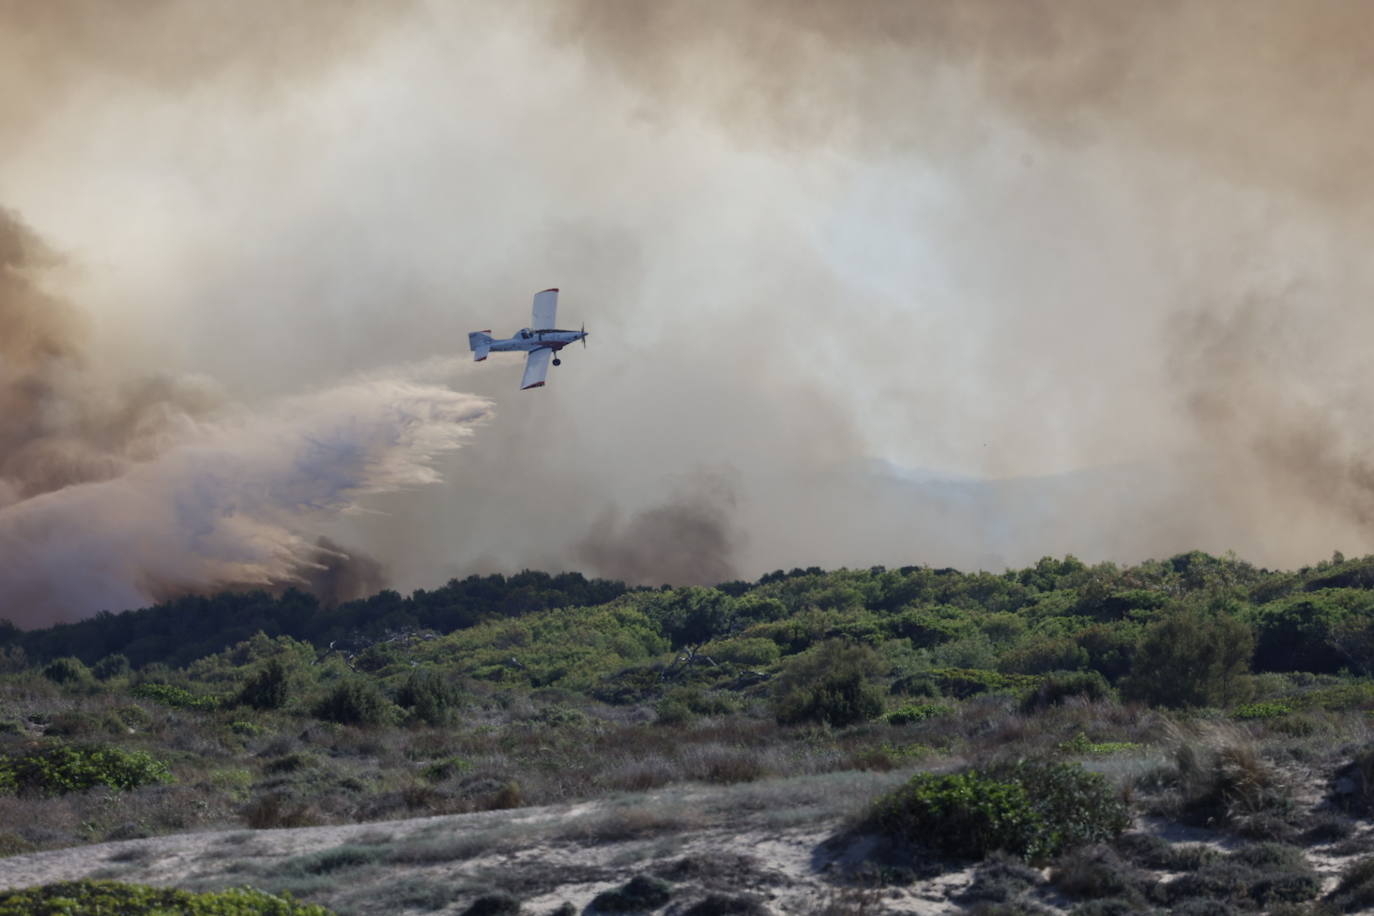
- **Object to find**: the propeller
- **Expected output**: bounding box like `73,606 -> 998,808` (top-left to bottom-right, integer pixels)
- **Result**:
581,322 -> 588,348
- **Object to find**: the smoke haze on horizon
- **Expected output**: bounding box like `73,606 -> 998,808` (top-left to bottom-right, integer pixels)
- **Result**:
4,1 -> 1374,624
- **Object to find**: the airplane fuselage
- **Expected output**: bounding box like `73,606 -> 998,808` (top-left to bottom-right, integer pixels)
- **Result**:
487,328 -> 587,352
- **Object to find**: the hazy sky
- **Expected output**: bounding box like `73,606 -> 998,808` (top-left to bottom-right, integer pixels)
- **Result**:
4,1 -> 1374,622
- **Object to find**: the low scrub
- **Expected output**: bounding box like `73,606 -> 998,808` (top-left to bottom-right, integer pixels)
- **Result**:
1327,856 -> 1374,913
0,880 -> 333,915
1232,701 -> 1291,721
869,759 -> 1128,860
1156,730 -> 1295,833
1331,743 -> 1374,816
771,641 -> 885,727
0,742 -> 171,796
885,703 -> 953,725
1021,671 -> 1112,712
131,682 -> 223,711
1157,843 -> 1319,909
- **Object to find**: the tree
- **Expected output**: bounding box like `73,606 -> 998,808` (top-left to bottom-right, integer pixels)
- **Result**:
646,587 -> 736,649
1120,607 -> 1253,707
238,658 -> 290,710
771,640 -> 885,727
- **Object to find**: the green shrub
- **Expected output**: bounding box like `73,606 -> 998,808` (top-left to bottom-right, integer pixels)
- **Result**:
655,696 -> 696,726
131,682 -> 222,711
999,637 -> 1089,676
0,880 -> 333,915
1120,608 -> 1253,708
915,667 -> 1039,699
421,756 -> 473,781
41,656 -> 90,686
313,677 -> 393,726
1058,733 -> 1140,756
92,654 -> 131,681
1231,701 -> 1289,720
870,770 -> 1043,859
396,669 -> 460,726
870,760 -> 1127,860
1022,671 -> 1112,712
886,703 -> 953,725
0,742 -> 172,796
239,658 -> 290,711
699,637 -> 780,667
771,640 -> 885,727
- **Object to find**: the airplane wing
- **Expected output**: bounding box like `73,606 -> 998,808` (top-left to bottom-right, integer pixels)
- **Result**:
520,347 -> 552,389
531,288 -> 558,330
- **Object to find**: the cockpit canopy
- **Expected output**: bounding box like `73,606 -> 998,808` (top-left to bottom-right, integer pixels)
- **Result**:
519,328 -> 534,339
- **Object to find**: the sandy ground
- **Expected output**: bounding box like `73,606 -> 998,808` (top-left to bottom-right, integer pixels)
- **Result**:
0,771 -> 981,914
3,763 -> 1370,914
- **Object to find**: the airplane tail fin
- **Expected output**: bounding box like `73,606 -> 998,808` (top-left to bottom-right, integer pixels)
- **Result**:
468,330 -> 492,361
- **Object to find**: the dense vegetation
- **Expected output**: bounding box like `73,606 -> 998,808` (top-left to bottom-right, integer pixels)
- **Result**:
0,880 -> 332,915
6,550 -> 1374,912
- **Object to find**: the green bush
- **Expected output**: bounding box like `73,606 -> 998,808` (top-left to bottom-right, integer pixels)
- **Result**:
870,760 -> 1128,860
771,640 -> 885,727
886,703 -> 953,725
911,667 -> 1039,699
132,682 -> 223,711
91,654 -> 131,681
998,637 -> 1089,676
396,669 -> 460,726
314,677 -> 392,726
1233,701 -> 1290,720
238,658 -> 290,711
1058,733 -> 1140,756
41,656 -> 90,686
0,742 -> 172,795
871,770 -> 1043,859
1021,670 -> 1113,712
698,637 -> 780,667
1120,608 -> 1253,708
0,880 -> 333,915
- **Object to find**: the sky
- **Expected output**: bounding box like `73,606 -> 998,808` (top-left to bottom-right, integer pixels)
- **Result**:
3,1 -> 1374,624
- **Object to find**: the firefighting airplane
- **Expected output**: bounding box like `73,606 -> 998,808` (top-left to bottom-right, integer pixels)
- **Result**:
468,288 -> 588,389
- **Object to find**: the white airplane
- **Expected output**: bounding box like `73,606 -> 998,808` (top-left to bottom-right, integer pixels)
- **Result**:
468,288 -> 589,389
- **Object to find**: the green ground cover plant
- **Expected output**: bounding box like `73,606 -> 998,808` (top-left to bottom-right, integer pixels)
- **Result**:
869,759 -> 1128,860
0,742 -> 171,795
0,880 -> 333,915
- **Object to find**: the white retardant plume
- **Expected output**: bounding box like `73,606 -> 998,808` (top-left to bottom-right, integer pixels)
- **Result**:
0,370 -> 490,627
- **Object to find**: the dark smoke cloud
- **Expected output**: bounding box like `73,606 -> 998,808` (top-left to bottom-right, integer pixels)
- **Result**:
0,207 -> 224,506
294,537 -> 388,608
575,474 -> 743,586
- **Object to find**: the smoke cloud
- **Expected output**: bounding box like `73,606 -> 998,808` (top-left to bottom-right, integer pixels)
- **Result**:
576,475 -> 742,587
4,1 -> 1374,623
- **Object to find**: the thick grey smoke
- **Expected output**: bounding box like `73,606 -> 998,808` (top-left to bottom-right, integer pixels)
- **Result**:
5,1 -> 1374,623
576,475 -> 742,587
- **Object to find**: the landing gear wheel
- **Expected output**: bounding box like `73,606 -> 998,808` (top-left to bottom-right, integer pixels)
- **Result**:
552,357 -> 562,366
